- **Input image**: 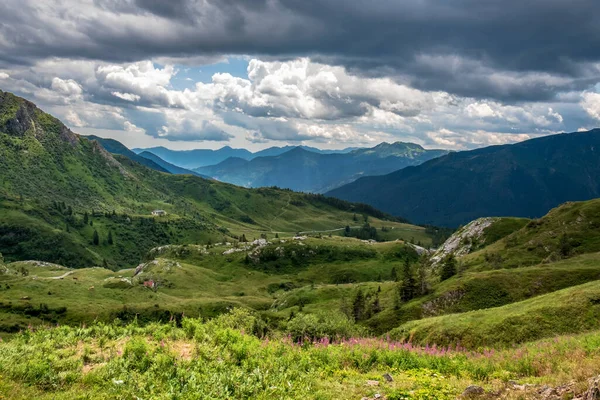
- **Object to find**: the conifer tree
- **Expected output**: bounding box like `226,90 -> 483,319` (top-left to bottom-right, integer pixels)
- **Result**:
371,292 -> 381,314
417,255 -> 430,295
440,254 -> 457,281
559,233 -> 571,257
352,288 -> 366,321
93,230 -> 99,245
399,259 -> 417,302
107,230 -> 113,245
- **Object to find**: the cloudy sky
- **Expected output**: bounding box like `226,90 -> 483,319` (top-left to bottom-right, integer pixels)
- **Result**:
1,0 -> 599,151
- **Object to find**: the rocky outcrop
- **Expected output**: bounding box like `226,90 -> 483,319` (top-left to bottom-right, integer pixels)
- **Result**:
431,218 -> 498,265
0,90 -> 79,146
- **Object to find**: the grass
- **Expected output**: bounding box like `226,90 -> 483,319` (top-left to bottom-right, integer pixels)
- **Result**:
390,279 -> 600,349
462,199 -> 600,271
0,237 -> 419,335
2,309 -> 600,399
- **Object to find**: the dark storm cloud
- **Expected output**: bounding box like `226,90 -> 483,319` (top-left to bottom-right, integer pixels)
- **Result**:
0,0 -> 599,101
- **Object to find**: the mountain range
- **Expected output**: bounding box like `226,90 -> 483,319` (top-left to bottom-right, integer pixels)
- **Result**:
0,89 -> 403,269
194,142 -> 449,193
328,129 -> 600,227
133,145 -> 359,169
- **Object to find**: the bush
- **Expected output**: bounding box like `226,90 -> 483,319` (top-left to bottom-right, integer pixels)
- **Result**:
286,311 -> 365,342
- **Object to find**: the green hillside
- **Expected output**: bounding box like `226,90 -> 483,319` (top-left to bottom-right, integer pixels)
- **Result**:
0,90 -> 422,269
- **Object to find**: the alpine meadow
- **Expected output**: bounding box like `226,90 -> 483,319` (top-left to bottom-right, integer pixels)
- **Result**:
2,1 -> 600,399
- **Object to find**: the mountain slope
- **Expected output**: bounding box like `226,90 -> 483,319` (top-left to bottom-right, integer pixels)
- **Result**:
0,89 -> 409,268
132,146 -> 254,169
196,143 -> 448,193
137,150 -> 209,177
83,135 -> 170,173
328,130 -> 600,227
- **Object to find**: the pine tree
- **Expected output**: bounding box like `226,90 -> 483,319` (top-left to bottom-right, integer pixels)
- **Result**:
93,230 -> 99,246
83,212 -> 89,224
371,292 -> 381,314
352,288 -> 366,321
440,254 -> 457,281
390,266 -> 398,282
417,255 -> 430,295
275,233 -> 279,239
559,233 -> 571,257
107,231 -> 114,245
399,259 -> 417,302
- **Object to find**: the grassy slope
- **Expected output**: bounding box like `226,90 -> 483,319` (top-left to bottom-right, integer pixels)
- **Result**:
462,199 -> 600,271
381,201 -> 600,348
0,237 -> 420,334
389,278 -> 600,349
3,311 -> 600,399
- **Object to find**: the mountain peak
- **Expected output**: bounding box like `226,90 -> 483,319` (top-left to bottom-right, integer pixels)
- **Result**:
0,89 -> 79,146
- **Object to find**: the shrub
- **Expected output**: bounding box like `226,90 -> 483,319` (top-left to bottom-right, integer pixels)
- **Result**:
286,311 -> 365,342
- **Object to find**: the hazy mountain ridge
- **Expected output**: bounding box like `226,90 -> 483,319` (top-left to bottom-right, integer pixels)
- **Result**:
137,151 -> 210,178
195,142 -> 449,193
133,144 -> 360,170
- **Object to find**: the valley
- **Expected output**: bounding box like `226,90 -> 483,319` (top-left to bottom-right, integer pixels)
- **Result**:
2,90 -> 600,399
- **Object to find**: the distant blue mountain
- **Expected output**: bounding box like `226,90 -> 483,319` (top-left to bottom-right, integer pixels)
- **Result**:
133,145 -> 361,169
195,142 -> 448,193
132,146 -> 253,169
137,151 -> 210,178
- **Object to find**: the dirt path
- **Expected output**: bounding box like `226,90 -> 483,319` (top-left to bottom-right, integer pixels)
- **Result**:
297,226 -> 363,235
47,271 -> 75,280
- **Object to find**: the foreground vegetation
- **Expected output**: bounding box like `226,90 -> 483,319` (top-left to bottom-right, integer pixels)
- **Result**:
2,309 -> 600,399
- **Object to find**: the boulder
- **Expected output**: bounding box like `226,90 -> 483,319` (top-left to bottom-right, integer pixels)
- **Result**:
462,385 -> 485,398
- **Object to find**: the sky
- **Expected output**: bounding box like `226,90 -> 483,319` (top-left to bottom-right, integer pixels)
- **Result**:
0,0 -> 599,151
